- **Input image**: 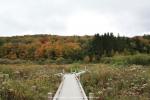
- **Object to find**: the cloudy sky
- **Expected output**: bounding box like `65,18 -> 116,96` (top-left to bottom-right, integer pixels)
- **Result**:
0,0 -> 150,37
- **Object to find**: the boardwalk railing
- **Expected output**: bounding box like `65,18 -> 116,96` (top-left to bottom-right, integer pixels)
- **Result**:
52,72 -> 88,100
53,77 -> 65,100
75,74 -> 88,100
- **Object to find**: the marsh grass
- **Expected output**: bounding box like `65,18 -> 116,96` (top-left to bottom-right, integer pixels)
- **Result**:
0,64 -> 63,100
81,64 -> 150,100
1,62 -> 150,100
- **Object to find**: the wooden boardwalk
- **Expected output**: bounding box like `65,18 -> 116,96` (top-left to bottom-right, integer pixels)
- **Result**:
53,72 -> 88,100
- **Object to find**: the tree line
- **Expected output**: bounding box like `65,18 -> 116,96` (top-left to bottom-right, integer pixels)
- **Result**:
0,33 -> 149,63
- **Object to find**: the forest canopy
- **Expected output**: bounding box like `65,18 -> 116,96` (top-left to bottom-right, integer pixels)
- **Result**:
0,33 -> 149,64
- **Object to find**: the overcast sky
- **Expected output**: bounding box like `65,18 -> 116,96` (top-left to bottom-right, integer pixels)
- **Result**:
0,0 -> 150,37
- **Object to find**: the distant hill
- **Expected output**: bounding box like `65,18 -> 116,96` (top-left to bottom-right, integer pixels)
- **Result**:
0,33 -> 149,63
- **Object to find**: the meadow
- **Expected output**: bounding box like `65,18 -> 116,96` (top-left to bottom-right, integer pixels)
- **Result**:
0,64 -> 63,100
81,64 -> 150,100
0,60 -> 150,100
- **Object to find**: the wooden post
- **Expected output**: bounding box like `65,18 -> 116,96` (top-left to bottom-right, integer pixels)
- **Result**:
62,69 -> 65,74
89,92 -> 94,100
31,86 -> 37,91
14,71 -> 20,79
85,66 -> 87,71
48,92 -> 52,100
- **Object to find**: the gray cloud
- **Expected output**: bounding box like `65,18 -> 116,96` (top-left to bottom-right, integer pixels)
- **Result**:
0,0 -> 150,36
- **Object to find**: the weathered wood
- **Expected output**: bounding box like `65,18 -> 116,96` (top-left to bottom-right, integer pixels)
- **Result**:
89,92 -> 94,100
31,86 -> 37,91
48,92 -> 53,100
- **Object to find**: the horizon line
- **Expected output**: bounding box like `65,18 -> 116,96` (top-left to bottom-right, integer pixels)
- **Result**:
0,32 -> 149,38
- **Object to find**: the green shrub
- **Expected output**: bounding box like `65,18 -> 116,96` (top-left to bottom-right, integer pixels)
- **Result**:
56,57 -> 66,64
126,54 -> 150,65
101,54 -> 150,66
55,57 -> 73,64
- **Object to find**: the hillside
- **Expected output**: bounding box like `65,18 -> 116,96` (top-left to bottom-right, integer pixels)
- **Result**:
0,33 -> 149,64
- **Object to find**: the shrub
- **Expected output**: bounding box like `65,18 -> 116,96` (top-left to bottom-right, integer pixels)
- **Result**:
56,57 -> 65,64
0,59 -> 26,64
101,54 -> 150,66
83,56 -> 90,63
126,54 -> 150,65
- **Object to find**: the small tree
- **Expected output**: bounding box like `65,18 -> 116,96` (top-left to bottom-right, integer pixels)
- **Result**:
56,57 -> 65,64
83,56 -> 90,63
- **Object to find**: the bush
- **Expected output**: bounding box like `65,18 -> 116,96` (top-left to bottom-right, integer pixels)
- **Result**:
126,54 -> 150,65
0,59 -> 26,64
56,57 -> 65,64
55,57 -> 73,64
101,54 -> 150,66
101,56 -> 128,66
83,56 -> 90,63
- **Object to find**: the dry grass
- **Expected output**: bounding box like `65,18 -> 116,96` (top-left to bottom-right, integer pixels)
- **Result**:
0,64 -> 64,100
81,64 -> 150,100
1,63 -> 150,100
